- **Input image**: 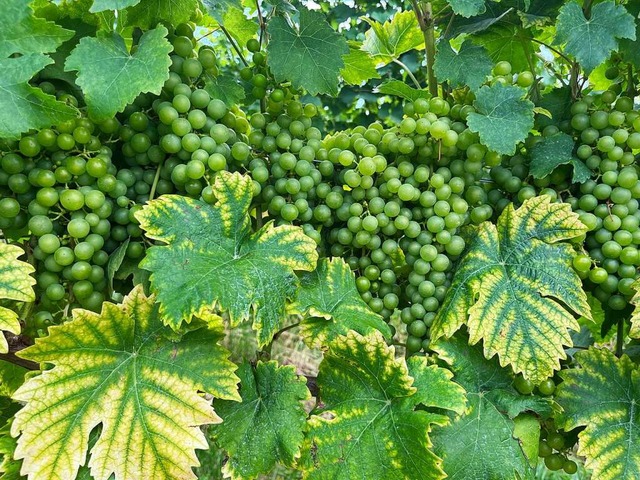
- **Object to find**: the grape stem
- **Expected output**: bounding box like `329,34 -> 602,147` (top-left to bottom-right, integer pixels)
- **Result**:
411,0 -> 438,97
149,161 -> 163,201
256,0 -> 266,47
392,59 -> 422,89
220,26 -> 249,67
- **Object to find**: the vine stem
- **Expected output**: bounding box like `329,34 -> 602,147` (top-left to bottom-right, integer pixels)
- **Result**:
411,1 -> 438,97
616,316 -> 624,357
392,59 -> 422,89
148,161 -> 163,201
256,0 -> 266,47
529,38 -> 573,64
262,321 -> 300,358
220,26 -> 249,66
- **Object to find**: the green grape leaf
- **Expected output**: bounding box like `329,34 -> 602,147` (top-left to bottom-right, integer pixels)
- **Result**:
11,285 -> 240,480
125,0 -> 198,28
473,24 -> 533,73
431,336 -> 536,479
292,257 -> 391,347
0,54 -> 77,139
136,171 -> 318,345
65,26 -> 172,122
630,279 -> 640,338
467,83 -> 535,155
0,244 -> 35,354
340,42 -> 380,85
202,0 -> 243,24
431,196 -> 591,384
220,7 -> 258,49
362,10 -> 425,66
106,237 -> 129,296
266,8 -> 348,96
300,331 -> 466,480
529,132 -> 575,179
535,86 -> 572,129
447,0 -> 486,18
434,40 -> 492,92
513,413 -> 540,467
555,348 -> 640,480
375,80 -> 431,101
211,361 -> 310,480
570,158 -> 592,183
90,0 -> 141,12
0,0 -> 73,57
0,361 -> 28,398
554,1 -> 636,74
0,421 -> 21,480
620,23 -> 640,69
204,72 -> 246,107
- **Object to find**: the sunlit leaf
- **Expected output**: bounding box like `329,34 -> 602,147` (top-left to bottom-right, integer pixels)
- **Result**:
362,10 -> 425,66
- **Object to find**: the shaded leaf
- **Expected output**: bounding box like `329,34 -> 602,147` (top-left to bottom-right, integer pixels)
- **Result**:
106,237 -> 129,296
554,1 -> 636,74
447,0 -> 486,18
375,80 -> 431,101
467,83 -> 534,155
431,196 -> 590,383
301,331 -> 465,479
631,279 -> 640,338
125,0 -> 198,28
211,361 -> 309,479
136,171 -> 318,345
0,0 -> 73,58
473,24 -> 533,75
65,26 -> 172,121
204,72 -> 246,107
556,348 -> 640,480
11,285 -> 240,480
0,244 -> 35,354
362,10 -> 425,66
434,40 -> 492,92
266,8 -> 348,96
340,42 -> 379,85
202,0 -> 243,24
292,257 -> 391,347
529,132 -> 574,179
0,54 -> 77,139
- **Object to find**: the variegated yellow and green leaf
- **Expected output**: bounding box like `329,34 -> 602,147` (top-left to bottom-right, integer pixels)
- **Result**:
136,171 -> 318,345
291,257 -> 391,347
431,335 -> 549,479
630,279 -> 640,338
0,244 -> 35,354
555,348 -> 640,480
431,196 -> 591,384
11,285 -> 240,480
299,331 -> 466,480
211,361 -> 310,480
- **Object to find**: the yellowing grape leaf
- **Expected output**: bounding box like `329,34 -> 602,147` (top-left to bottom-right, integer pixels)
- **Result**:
65,26 -> 172,121
266,8 -> 348,96
211,361 -> 310,480
431,336 -> 541,479
431,196 -> 591,384
11,285 -> 240,480
0,244 -> 35,354
0,0 -> 73,57
555,348 -> 640,480
0,54 -> 77,139
362,10 -> 425,66
291,257 -> 391,348
630,279 -> 640,338
300,331 -> 466,480
136,171 -> 318,345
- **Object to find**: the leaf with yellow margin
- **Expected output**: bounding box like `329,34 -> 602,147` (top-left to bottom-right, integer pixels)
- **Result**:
555,348 -> 640,480
0,244 -> 35,354
136,171 -> 318,345
11,285 -> 240,480
299,331 -> 466,479
431,196 -> 591,384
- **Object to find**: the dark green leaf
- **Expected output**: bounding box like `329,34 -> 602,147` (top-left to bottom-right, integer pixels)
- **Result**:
434,40 -> 492,92
529,132 -> 575,179
204,72 -> 246,107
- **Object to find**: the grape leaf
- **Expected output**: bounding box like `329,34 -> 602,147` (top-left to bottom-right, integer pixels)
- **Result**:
466,83 -> 535,155
340,42 -> 379,85
447,0 -> 486,18
202,0 -> 243,24
11,285 -> 240,480
620,23 -> 640,69
529,132 -> 575,179
125,0 -> 198,28
65,26 -> 172,122
211,361 -> 309,480
0,421 -> 21,480
473,24 -> 533,73
90,0 -> 141,12
0,244 -> 35,354
136,171 -> 318,345
431,196 -> 591,384
300,331 -> 466,480
204,72 -> 246,107
431,336 -> 537,479
555,348 -> 640,480
434,40 -> 492,92
570,158 -> 592,184
266,8 -> 348,96
220,7 -> 258,49
292,257 -> 391,347
631,279 -> 640,338
0,54 -> 77,139
362,10 -> 425,66
535,86 -> 572,129
554,1 -> 636,74
0,0 -> 73,58
375,80 -> 430,101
